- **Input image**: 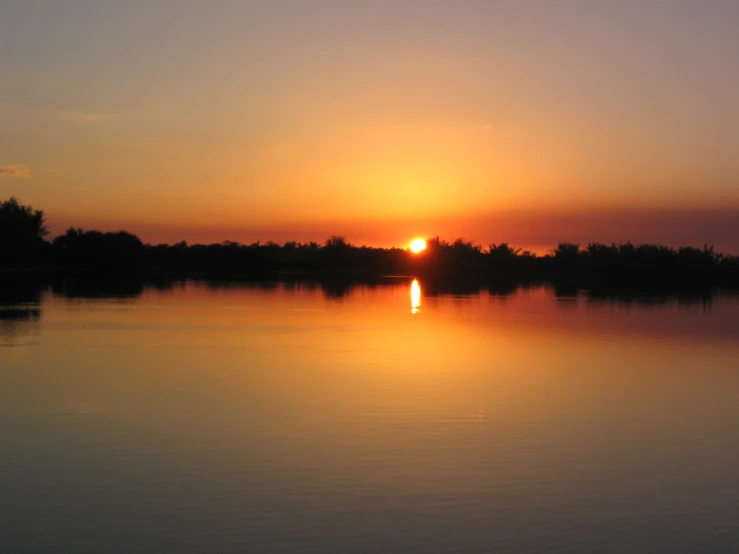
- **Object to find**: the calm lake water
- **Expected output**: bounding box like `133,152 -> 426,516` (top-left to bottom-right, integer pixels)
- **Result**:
2,279 -> 739,553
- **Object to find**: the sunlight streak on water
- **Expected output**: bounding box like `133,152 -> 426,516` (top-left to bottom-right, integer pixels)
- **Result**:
411,279 -> 421,314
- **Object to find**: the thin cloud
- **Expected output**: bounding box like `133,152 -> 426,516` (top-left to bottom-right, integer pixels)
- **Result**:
71,112 -> 104,123
57,111 -> 110,124
0,164 -> 31,178
52,110 -> 111,125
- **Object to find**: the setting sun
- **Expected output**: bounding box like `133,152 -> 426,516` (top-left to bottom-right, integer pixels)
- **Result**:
410,238 -> 427,253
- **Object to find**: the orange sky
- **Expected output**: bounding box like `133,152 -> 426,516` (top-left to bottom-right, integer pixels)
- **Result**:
1,1 -> 739,251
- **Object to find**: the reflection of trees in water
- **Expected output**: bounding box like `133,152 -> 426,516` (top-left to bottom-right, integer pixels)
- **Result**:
51,278 -> 145,299
0,278 -> 44,343
0,279 -> 45,306
282,280 -> 320,296
198,276 -> 366,301
0,308 -> 41,320
0,272 -> 727,342
0,283 -> 44,344
585,293 -> 714,310
321,280 -> 354,300
564,285 -> 715,309
203,279 -> 278,292
0,306 -> 42,344
192,276 -> 726,305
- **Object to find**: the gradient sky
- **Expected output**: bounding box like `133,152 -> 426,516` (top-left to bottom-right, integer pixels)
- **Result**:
1,0 -> 738,250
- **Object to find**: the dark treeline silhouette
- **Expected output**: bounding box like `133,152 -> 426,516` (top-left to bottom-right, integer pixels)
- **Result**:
142,234 -> 411,278
2,197 -> 739,289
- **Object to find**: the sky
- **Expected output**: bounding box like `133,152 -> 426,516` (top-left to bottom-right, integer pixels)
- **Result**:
1,0 -> 738,251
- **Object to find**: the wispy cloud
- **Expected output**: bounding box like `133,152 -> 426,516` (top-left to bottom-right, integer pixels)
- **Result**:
65,111 -> 110,124
0,164 -> 31,178
70,112 -> 104,123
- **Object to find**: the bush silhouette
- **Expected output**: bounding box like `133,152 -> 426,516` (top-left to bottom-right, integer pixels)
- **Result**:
0,197 -> 49,264
53,228 -> 143,269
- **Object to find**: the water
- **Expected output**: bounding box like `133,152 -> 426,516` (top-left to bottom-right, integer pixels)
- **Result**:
2,279 -> 739,553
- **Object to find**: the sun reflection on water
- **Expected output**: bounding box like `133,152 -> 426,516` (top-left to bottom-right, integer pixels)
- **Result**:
411,279 -> 421,314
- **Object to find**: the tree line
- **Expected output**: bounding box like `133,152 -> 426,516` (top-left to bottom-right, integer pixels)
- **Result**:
2,197 -> 738,286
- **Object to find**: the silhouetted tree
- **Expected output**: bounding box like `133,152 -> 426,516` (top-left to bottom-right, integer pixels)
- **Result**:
554,242 -> 581,259
0,197 -> 49,264
324,235 -> 350,249
52,228 -> 143,269
487,243 -> 520,265
322,235 -> 352,267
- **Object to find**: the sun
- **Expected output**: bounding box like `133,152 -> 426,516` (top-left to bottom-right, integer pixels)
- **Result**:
409,238 -> 427,254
